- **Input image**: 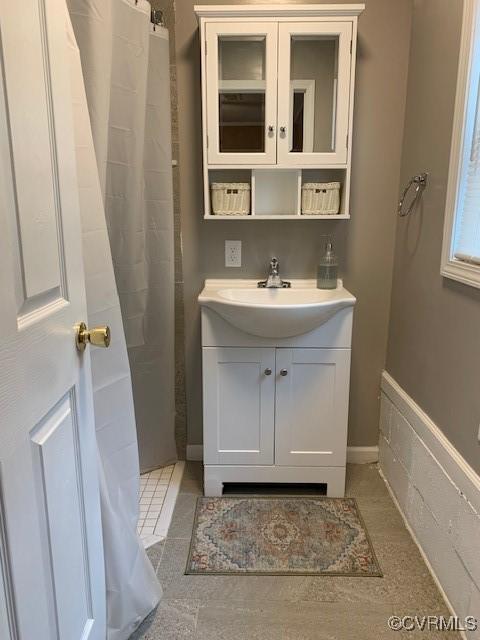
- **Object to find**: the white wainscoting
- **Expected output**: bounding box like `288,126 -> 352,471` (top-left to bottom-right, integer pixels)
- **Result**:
380,371 -> 480,639
186,445 -> 378,464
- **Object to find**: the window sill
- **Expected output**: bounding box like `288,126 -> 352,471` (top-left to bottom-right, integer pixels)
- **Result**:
441,258 -> 480,289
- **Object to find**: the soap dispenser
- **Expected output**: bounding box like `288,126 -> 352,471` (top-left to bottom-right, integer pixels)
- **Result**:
317,240 -> 338,289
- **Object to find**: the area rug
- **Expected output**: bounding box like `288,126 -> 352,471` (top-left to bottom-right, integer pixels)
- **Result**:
186,496 -> 382,576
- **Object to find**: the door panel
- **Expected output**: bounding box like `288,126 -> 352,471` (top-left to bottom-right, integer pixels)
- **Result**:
205,22 -> 278,164
30,392 -> 93,640
0,0 -> 105,638
203,347 -> 275,464
277,22 -> 353,165
275,349 -> 350,466
1,0 -> 64,307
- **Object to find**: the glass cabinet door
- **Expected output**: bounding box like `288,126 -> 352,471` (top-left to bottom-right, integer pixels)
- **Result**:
277,22 -> 353,165
205,23 -> 277,164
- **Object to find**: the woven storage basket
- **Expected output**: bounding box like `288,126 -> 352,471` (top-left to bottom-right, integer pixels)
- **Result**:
301,182 -> 340,215
211,182 -> 250,216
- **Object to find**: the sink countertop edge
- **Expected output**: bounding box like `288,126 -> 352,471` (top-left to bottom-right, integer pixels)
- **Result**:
198,279 -> 357,307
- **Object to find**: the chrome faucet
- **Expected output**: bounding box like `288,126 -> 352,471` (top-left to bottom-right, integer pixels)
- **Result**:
257,257 -> 291,288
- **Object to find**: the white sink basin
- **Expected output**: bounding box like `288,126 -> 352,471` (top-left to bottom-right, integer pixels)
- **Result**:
199,279 -> 356,338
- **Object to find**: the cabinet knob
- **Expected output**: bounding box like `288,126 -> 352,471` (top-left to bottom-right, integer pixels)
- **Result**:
267,125 -> 274,133
279,126 -> 287,136
264,368 -> 272,376
280,369 -> 288,376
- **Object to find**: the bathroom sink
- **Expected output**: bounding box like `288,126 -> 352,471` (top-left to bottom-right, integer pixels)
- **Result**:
198,280 -> 356,338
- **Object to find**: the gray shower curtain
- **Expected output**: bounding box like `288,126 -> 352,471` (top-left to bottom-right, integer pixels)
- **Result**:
66,11 -> 161,640
68,0 -> 176,472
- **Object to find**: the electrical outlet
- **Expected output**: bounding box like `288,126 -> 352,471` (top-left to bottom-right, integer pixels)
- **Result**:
225,240 -> 242,267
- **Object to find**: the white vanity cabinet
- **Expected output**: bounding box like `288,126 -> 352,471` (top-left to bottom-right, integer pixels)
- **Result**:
200,290 -> 355,497
195,4 -> 365,219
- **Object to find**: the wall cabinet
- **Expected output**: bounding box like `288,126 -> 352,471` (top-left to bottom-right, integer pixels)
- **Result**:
277,22 -> 353,166
201,301 -> 354,497
205,22 -> 278,165
195,4 -> 365,218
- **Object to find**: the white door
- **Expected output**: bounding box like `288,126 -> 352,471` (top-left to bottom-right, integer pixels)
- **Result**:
0,1 -> 106,639
277,22 -> 353,165
203,348 -> 275,465
275,349 -> 350,467
205,22 -> 278,165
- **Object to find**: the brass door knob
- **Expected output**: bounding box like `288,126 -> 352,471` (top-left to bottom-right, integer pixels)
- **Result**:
75,322 -> 111,351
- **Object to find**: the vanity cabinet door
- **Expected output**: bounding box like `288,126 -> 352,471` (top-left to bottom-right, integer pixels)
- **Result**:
277,22 -> 353,165
204,22 -> 278,165
203,347 -> 275,465
275,348 -> 350,467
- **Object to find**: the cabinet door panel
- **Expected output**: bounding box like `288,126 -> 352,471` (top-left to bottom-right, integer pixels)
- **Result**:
203,347 -> 275,464
205,22 -> 278,164
277,22 -> 353,165
275,349 -> 350,466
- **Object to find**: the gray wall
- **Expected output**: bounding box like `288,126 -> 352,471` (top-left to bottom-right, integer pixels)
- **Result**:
174,0 -> 413,448
386,0 -> 480,473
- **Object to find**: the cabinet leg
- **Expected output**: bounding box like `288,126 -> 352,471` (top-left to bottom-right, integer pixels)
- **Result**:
204,469 -> 223,497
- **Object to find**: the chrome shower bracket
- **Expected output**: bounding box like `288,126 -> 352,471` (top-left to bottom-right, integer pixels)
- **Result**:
397,173 -> 428,217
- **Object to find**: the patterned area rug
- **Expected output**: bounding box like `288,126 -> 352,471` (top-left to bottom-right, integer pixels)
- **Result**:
186,496 -> 382,576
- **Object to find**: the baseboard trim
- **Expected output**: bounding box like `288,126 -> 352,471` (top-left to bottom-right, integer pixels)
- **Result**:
187,444 -> 378,464
380,371 -> 480,633
346,446 -> 378,464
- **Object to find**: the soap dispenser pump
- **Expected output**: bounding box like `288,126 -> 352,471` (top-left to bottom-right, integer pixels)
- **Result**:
317,240 -> 338,289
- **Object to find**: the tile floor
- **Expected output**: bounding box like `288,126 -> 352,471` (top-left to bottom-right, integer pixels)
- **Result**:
138,465 -> 175,538
138,463 -> 185,548
131,462 -> 460,639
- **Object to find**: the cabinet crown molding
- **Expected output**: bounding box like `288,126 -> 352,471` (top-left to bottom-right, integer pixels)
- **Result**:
194,4 -> 365,20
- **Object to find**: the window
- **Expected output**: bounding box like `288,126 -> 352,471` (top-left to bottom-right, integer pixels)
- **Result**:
442,0 -> 480,288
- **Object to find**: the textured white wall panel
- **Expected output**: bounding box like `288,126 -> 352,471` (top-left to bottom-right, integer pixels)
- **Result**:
380,372 -> 480,638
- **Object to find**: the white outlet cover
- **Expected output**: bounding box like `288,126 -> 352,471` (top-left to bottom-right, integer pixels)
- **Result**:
225,240 -> 242,267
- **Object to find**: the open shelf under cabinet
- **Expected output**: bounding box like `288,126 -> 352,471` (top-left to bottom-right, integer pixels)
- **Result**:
205,167 -> 349,219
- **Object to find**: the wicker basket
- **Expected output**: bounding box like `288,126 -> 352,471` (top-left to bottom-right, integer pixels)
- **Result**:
211,182 -> 251,216
301,182 -> 341,215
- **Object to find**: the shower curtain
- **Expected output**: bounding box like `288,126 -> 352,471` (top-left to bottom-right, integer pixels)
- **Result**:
63,0 -> 177,637
68,0 -> 177,472
66,14 -> 161,640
